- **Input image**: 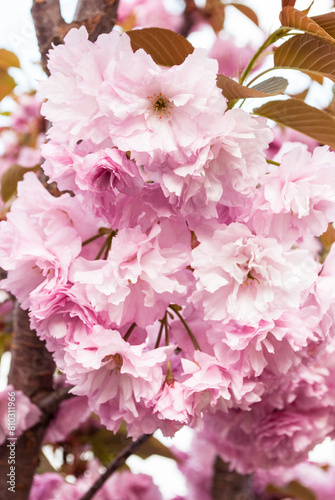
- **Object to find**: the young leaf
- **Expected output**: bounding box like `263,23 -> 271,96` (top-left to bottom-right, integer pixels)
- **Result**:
311,13 -> 335,40
217,74 -> 285,101
288,87 -> 309,100
80,426 -> 177,467
266,480 -> 316,500
254,98 -> 335,149
280,6 -> 334,41
0,49 -> 20,70
227,3 -> 259,26
126,28 -> 194,67
251,76 -> 288,95
1,165 -> 39,203
0,69 -> 16,102
274,34 -> 335,82
282,0 -> 296,7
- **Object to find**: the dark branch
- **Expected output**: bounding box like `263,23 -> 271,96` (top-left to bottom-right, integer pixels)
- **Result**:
31,0 -> 66,73
31,0 -> 120,74
73,0 -> 120,42
79,433 -> 152,500
0,304 -> 55,500
211,456 -> 261,500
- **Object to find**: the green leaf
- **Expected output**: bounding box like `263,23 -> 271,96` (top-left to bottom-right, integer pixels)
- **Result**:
228,3 -> 259,26
0,70 -> 16,102
251,76 -> 288,94
254,98 -> 335,149
127,28 -> 194,67
0,49 -> 20,70
280,6 -> 334,41
1,165 -> 40,203
274,33 -> 335,82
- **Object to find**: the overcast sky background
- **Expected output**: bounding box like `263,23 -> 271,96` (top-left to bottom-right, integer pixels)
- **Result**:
1,0 -> 335,498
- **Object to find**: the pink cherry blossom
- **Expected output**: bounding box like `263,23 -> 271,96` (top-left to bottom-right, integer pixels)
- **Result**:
62,325 -> 174,437
0,173 -> 100,309
0,385 -> 41,445
69,219 -> 192,327
192,222 -> 319,325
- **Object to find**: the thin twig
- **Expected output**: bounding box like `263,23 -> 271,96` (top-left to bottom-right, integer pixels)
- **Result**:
79,433 -> 152,500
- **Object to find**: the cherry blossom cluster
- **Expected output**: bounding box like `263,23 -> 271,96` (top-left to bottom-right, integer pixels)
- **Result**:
1,25 -> 335,472
0,93 -> 44,211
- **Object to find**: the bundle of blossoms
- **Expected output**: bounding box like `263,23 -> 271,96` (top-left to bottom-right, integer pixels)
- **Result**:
2,23 -> 335,476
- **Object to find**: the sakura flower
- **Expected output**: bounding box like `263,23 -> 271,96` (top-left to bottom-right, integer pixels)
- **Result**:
0,173 -> 101,309
254,460 -> 335,500
192,222 -> 319,325
118,0 -> 182,32
44,395 -> 91,443
248,146 -> 335,244
98,44 -> 226,162
201,347 -> 335,474
147,109 -> 272,223
39,27 -> 131,147
62,325 -> 174,436
209,33 -> 258,78
69,219 -> 192,327
30,467 -> 163,500
0,385 -> 41,445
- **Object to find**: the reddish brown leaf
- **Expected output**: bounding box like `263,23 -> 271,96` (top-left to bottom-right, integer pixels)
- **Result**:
266,481 -> 316,500
227,3 -> 259,26
1,164 -> 39,203
311,13 -> 335,40
303,71 -> 323,84
282,0 -> 296,7
202,0 -> 226,33
274,33 -> 335,82
251,76 -> 288,95
288,87 -> 309,100
0,69 -> 16,102
217,75 -> 285,100
127,28 -> 194,67
254,98 -> 335,149
0,49 -> 20,70
301,1 -> 315,16
280,7 -> 334,41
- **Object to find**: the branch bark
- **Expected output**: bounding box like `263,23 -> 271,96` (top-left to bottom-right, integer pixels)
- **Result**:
0,304 -> 55,500
31,0 -> 120,73
211,457 -> 261,500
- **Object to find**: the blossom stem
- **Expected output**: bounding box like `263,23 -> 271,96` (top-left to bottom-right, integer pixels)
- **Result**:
82,228 -> 113,247
123,322 -> 136,342
95,238 -> 110,260
94,230 -> 118,260
168,305 -> 200,351
266,158 -> 281,167
155,312 -> 167,348
239,27 -> 292,85
79,433 -> 152,500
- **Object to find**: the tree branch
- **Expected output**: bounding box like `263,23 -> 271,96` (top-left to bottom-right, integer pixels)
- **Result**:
0,304 -> 55,500
73,0 -> 120,42
211,457 -> 261,500
79,433 -> 152,500
31,0 -> 66,73
31,0 -> 120,74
